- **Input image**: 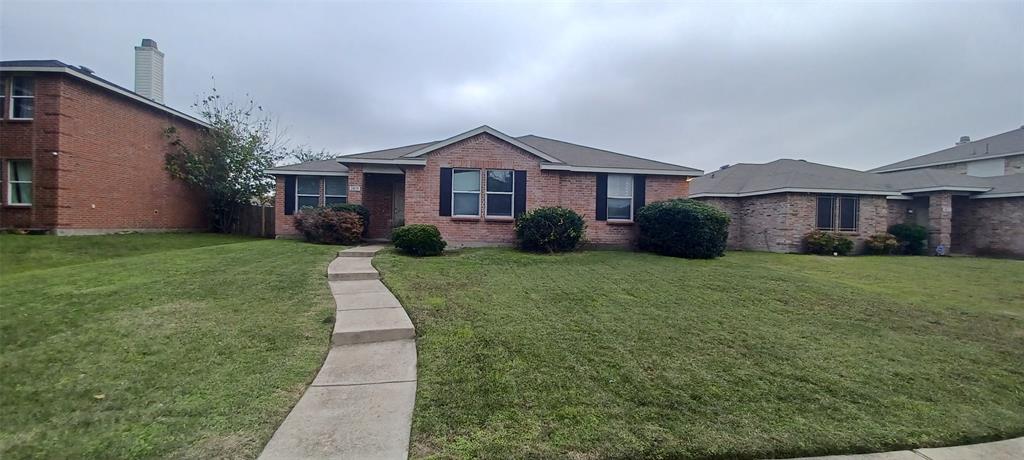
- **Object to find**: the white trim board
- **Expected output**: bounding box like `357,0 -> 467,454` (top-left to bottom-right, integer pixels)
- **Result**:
688,187 -> 895,198
338,158 -> 427,166
265,170 -> 349,177
2,65 -> 210,128
541,164 -> 701,176
971,192 -> 1024,199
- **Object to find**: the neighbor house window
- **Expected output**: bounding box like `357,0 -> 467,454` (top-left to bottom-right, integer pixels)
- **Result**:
452,169 -> 480,216
816,195 -> 859,231
0,79 -> 5,119
607,174 -> 633,220
296,176 -> 320,209
7,160 -> 32,205
485,169 -> 513,217
324,176 -> 348,205
10,76 -> 34,120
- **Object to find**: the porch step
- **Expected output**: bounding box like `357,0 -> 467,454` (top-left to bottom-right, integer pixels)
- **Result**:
327,257 -> 379,281
332,308 -> 415,346
337,244 -> 388,258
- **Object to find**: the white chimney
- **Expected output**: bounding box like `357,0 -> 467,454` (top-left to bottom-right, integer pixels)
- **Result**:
134,39 -> 164,103
956,135 -> 971,145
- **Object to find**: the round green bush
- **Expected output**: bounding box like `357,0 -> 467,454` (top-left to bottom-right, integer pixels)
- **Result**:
293,208 -> 363,245
636,199 -> 730,259
391,224 -> 447,256
803,230 -> 854,256
888,223 -> 928,255
865,232 -> 899,255
514,207 -> 586,253
329,203 -> 370,235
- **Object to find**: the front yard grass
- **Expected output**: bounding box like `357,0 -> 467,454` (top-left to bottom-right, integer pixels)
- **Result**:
0,234 -> 339,459
375,249 -> 1024,459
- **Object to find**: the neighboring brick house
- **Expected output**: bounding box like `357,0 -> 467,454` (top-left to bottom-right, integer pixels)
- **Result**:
267,125 -> 702,246
691,158 -> 1024,256
869,127 -> 1024,177
0,41 -> 209,234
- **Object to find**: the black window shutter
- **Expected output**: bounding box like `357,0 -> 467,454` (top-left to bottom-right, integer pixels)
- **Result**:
595,173 -> 608,221
283,176 -> 296,215
633,175 -> 646,209
439,167 -> 453,216
513,170 -> 527,218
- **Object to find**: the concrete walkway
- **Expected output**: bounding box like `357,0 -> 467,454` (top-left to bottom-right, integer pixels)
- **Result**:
260,245 -> 416,460
785,436 -> 1023,460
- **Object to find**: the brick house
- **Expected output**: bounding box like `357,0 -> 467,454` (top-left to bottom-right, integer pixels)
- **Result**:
691,127 -> 1024,256
267,125 -> 702,246
0,40 -> 209,234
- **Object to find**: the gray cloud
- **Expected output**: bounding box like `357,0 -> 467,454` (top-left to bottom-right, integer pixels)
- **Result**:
3,1 -> 1021,172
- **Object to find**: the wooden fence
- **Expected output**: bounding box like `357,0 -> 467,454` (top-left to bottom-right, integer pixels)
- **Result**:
230,205 -> 275,238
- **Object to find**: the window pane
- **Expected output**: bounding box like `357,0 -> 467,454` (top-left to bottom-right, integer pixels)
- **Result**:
486,193 -> 512,216
608,197 -> 632,220
816,196 -> 834,230
325,176 -> 348,196
10,160 -> 31,181
12,77 -> 33,96
11,183 -> 31,204
453,169 -> 480,192
325,196 -> 347,205
297,176 -> 319,194
608,174 -> 633,197
486,170 -> 513,193
297,196 -> 320,209
453,192 -> 479,215
839,197 -> 858,231
12,98 -> 33,119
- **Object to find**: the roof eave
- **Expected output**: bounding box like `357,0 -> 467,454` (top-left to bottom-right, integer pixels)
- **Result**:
337,158 -> 427,166
540,164 -> 701,176
264,169 -> 349,176
871,150 -> 1024,173
688,187 -> 896,198
2,65 -> 211,128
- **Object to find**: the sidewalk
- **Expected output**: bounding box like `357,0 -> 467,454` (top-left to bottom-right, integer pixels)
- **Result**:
786,436 -> 1023,460
260,245 -> 416,460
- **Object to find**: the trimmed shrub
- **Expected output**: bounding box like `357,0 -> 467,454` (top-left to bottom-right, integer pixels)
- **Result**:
294,207 -> 363,245
865,232 -> 899,255
514,207 -> 587,253
636,199 -> 730,259
392,224 -> 447,256
803,230 -> 854,256
888,223 -> 928,255
329,203 -> 370,235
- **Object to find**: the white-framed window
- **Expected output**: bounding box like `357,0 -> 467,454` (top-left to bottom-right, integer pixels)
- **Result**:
452,169 -> 481,216
607,174 -> 633,220
324,176 -> 348,205
9,76 -> 34,120
296,176 -> 320,209
485,169 -> 514,217
7,159 -> 32,205
0,78 -> 5,119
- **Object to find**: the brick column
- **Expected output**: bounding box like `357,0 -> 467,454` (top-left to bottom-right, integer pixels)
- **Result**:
927,192 -> 953,254
346,165 -> 364,205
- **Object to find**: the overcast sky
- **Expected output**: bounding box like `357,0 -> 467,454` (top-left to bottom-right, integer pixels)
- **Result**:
2,1 -> 1022,172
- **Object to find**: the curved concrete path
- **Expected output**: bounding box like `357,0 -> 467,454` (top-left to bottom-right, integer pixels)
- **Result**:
260,245 -> 416,460
785,436 -> 1023,460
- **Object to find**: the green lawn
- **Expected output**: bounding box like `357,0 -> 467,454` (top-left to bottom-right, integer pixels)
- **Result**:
0,234 -> 340,459
374,249 -> 1024,459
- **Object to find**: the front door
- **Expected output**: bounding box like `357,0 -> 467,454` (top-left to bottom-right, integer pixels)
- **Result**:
392,180 -> 405,228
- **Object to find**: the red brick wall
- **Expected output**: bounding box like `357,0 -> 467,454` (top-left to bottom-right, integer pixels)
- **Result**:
387,133 -> 689,246
0,72 -> 207,233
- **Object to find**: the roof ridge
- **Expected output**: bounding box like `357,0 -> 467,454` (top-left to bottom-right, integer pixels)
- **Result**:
339,140 -> 439,158
518,134 -> 694,170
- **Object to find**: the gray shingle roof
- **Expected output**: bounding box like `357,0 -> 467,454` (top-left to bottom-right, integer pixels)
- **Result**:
267,159 -> 348,173
335,130 -> 702,174
690,158 -> 1024,198
869,126 -> 1024,173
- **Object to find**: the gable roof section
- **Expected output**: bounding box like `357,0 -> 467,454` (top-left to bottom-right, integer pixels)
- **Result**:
265,159 -> 349,176
869,126 -> 1024,173
336,126 -> 702,176
690,159 -> 894,197
0,60 -> 210,128
689,158 -> 1023,198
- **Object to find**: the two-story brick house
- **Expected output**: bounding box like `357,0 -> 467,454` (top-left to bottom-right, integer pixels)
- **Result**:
0,40 -> 209,234
267,126 -> 703,246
